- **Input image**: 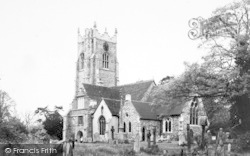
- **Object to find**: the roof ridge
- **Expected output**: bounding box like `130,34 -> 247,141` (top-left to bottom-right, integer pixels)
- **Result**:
102,97 -> 121,102
131,100 -> 153,104
115,79 -> 154,87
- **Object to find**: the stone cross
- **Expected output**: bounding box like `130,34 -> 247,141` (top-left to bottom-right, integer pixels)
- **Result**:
147,130 -> 151,148
111,126 -> 115,140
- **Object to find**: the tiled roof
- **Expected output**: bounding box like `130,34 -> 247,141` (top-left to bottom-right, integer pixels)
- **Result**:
156,103 -> 185,116
112,80 -> 154,101
83,84 -> 120,99
103,98 -> 120,116
132,101 -> 159,120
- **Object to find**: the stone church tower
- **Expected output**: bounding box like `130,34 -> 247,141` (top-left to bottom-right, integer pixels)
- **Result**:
75,23 -> 119,96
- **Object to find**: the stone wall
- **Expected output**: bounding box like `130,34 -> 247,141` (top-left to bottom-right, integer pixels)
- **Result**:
120,100 -> 141,140
140,120 -> 161,141
162,116 -> 180,141
181,98 -> 207,137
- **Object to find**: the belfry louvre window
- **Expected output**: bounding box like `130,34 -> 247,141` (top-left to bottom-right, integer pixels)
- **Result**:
190,97 -> 199,125
99,116 -> 106,135
102,53 -> 109,69
78,116 -> 83,125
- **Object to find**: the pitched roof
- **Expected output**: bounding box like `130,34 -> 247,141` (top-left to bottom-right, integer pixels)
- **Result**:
132,101 -> 159,120
103,98 -> 120,116
83,83 -> 120,99
112,80 -> 155,101
156,103 -> 185,116
147,82 -> 188,116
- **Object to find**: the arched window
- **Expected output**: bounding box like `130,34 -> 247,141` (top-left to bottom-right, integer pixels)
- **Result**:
80,53 -> 84,69
99,116 -> 106,135
190,97 -> 199,125
129,122 -> 132,132
102,53 -> 109,69
165,118 -> 172,132
124,122 -> 126,132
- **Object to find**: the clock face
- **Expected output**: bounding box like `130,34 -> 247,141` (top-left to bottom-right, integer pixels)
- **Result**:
103,42 -> 109,51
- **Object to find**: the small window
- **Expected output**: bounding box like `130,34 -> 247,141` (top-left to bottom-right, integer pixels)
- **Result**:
165,118 -> 172,132
102,53 -> 109,69
78,116 -> 83,125
129,122 -> 132,132
124,122 -> 126,132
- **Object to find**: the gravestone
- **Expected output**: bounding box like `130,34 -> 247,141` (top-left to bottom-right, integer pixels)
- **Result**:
153,128 -> 156,145
166,135 -> 171,143
178,131 -> 186,146
133,133 -> 140,153
87,137 -> 92,143
93,133 -> 100,142
205,130 -> 212,146
111,126 -> 115,140
187,124 -> 193,153
216,128 -> 226,156
147,130 -> 151,148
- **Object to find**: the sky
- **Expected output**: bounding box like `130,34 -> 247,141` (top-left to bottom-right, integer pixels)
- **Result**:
0,0 -> 235,118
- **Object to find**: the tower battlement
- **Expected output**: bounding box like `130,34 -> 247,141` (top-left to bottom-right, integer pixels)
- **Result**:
78,24 -> 117,43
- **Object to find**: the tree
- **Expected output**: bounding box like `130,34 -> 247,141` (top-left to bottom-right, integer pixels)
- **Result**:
35,106 -> 63,140
152,0 -> 250,133
0,90 -> 28,143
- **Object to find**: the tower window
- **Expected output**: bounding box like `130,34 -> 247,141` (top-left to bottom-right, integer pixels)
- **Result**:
80,53 -> 84,69
190,97 -> 199,125
78,116 -> 83,125
99,116 -> 106,135
102,53 -> 109,69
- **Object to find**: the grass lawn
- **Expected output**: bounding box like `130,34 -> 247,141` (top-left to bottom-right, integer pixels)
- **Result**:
72,141 -> 250,156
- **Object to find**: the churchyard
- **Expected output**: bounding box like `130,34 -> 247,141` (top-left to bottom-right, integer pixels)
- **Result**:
70,127 -> 249,156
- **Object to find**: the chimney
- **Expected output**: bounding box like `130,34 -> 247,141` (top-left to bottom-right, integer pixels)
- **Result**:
125,94 -> 131,101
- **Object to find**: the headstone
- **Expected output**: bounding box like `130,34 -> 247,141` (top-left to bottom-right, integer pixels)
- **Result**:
205,130 -> 212,146
87,137 -> 92,143
187,124 -> 191,152
216,128 -> 225,156
94,133 -> 100,142
166,135 -> 171,143
228,143 -> 231,153
153,128 -> 156,145
147,130 -> 151,148
105,131 -> 109,142
111,126 -> 115,140
133,133 -> 140,153
178,131 -> 186,146
156,135 -> 161,143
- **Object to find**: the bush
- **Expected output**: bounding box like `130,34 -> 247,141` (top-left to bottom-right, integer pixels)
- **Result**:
140,145 -> 161,155
120,149 -> 136,156
232,132 -> 250,152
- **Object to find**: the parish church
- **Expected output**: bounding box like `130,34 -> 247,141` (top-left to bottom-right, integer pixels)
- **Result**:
63,24 -> 208,143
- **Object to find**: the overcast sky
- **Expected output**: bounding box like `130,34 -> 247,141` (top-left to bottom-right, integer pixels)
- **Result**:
0,0 -> 235,117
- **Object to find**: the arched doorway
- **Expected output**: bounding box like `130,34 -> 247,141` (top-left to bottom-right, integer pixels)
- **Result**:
76,131 -> 83,143
142,127 -> 145,141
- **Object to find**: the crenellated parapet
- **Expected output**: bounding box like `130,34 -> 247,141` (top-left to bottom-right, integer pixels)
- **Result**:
78,23 -> 117,43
